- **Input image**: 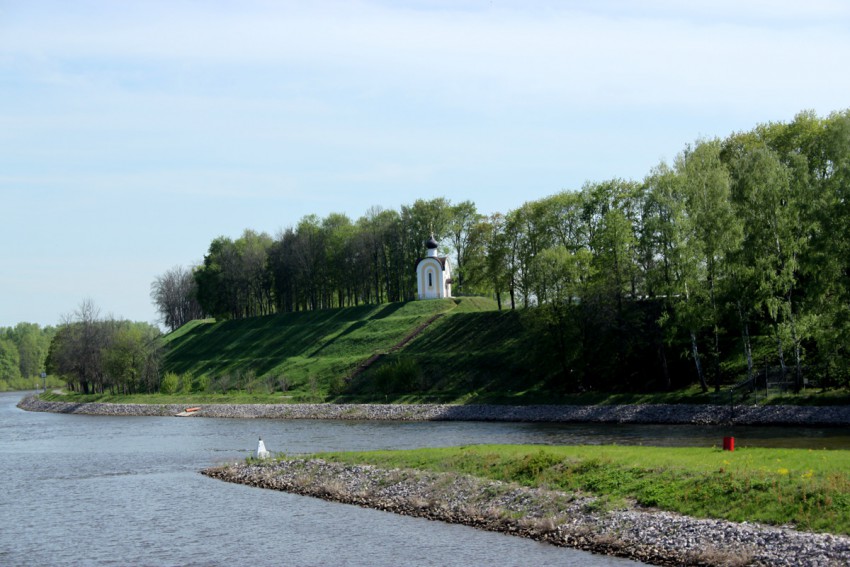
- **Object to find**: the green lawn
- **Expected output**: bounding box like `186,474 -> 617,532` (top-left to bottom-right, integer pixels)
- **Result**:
312,444 -> 850,534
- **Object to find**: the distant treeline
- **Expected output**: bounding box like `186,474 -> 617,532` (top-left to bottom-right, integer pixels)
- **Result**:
0,323 -> 55,391
2,310 -> 165,395
150,109 -> 850,391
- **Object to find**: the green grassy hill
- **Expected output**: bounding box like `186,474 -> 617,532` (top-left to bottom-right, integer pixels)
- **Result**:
115,296 -> 850,405
345,303 -> 540,402
161,296 -> 576,403
162,298 -> 474,400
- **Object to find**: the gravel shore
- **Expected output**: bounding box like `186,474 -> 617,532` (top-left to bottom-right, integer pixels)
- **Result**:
16,395 -> 850,426
202,458 -> 850,567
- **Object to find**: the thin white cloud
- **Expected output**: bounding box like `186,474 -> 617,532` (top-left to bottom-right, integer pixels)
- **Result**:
3,1 -> 848,114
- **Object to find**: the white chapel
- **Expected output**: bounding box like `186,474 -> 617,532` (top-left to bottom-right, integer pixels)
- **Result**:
415,235 -> 452,300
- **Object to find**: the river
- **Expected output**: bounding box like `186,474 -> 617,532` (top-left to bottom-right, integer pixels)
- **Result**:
3,393 -> 850,566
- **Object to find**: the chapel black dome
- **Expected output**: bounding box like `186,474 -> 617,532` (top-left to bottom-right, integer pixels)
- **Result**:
425,235 -> 439,249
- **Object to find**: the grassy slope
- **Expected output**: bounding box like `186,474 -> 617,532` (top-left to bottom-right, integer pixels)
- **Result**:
160,299 -> 460,397
343,299 -> 542,402
314,444 -> 850,535
36,293 -> 849,404
347,299 -> 850,404
342,299 -> 758,404
70,295 -> 845,404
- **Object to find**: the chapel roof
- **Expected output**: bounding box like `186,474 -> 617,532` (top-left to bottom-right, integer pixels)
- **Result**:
415,256 -> 448,269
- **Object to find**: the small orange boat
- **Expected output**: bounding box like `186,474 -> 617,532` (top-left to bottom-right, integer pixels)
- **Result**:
184,407 -> 201,413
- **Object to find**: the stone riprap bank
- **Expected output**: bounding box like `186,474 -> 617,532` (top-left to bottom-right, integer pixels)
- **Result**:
16,395 -> 850,426
203,458 -> 850,567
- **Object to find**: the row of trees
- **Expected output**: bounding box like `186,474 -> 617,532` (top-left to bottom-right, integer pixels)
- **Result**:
193,201 -> 488,320
151,109 -> 850,391
0,323 -> 56,390
500,110 -> 850,391
150,199 -> 489,329
46,300 -> 163,394
150,266 -> 205,332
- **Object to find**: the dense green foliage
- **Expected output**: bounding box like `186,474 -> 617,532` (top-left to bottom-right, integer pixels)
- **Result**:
315,444 -> 850,535
189,200 -> 488,319
153,109 -> 850,394
0,323 -> 58,391
45,300 -> 163,394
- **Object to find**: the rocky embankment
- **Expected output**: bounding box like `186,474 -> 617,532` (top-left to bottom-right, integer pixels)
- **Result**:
203,458 -> 850,567
16,394 -> 850,426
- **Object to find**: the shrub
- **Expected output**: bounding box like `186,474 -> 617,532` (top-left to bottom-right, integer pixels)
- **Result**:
160,372 -> 179,394
238,369 -> 256,391
275,374 -> 289,392
246,377 -> 266,394
507,451 -> 563,484
307,375 -> 322,401
328,374 -> 347,396
212,373 -> 233,393
179,372 -> 194,394
193,373 -> 210,393
373,356 -> 422,394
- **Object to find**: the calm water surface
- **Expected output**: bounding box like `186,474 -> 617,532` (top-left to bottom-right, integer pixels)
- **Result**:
3,393 -> 849,566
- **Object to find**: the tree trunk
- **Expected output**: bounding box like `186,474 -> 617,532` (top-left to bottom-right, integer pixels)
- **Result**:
658,343 -> 670,390
775,325 -> 787,384
708,273 -> 722,393
690,330 -> 708,392
787,297 -> 804,392
737,301 -> 754,383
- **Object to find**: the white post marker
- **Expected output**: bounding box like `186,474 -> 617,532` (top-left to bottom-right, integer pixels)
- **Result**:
256,437 -> 270,459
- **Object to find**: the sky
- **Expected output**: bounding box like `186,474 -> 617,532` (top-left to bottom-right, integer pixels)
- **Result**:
2,0 -> 849,329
